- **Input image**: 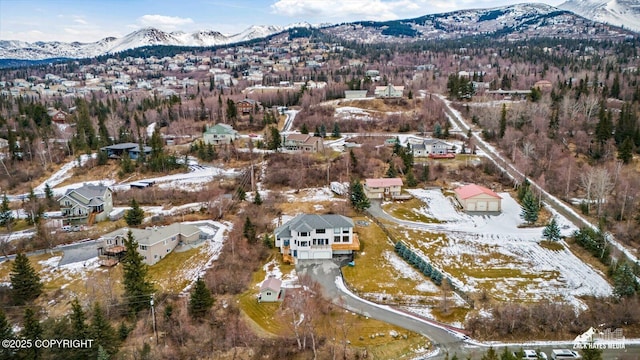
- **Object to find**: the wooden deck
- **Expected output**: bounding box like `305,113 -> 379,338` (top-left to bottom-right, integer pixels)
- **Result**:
331,233 -> 360,251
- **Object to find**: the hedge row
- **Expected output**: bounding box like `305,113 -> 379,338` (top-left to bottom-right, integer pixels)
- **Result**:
394,241 -> 444,286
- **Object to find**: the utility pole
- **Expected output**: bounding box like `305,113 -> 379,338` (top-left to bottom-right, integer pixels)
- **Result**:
151,295 -> 158,345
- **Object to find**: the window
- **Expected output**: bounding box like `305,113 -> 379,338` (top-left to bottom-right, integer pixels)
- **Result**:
334,228 -> 341,234
167,249 -> 171,253
300,241 -> 308,247
343,229 -> 350,234
139,245 -> 148,251
266,292 -> 271,296
334,236 -> 340,243
300,232 -> 309,237
343,236 -> 349,242
316,229 -> 325,234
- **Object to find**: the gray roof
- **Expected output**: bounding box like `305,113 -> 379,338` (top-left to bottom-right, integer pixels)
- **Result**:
411,143 -> 426,151
101,222 -> 201,246
204,123 -> 238,136
101,142 -> 139,151
61,184 -> 110,206
275,214 -> 353,238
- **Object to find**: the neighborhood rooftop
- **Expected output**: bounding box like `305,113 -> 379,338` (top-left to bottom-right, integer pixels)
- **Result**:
454,184 -> 501,199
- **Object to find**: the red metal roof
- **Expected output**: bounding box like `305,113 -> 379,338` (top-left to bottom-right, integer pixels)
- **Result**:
365,178 -> 403,188
260,277 -> 282,292
454,184 -> 501,200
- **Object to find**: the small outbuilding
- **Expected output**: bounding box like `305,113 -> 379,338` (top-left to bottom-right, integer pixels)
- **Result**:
454,184 -> 502,212
259,277 -> 283,302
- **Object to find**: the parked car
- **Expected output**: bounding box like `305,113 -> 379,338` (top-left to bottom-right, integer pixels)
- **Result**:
514,350 -> 548,360
551,349 -> 581,360
61,225 -> 72,232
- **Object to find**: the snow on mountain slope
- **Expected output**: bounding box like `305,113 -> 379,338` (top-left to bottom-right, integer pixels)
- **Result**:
0,25 -> 286,60
559,0 -> 640,32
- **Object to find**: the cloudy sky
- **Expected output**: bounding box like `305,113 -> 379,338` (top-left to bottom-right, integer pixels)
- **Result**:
0,0 -> 563,43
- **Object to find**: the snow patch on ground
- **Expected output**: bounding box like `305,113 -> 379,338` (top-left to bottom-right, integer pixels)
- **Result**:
260,258 -> 298,288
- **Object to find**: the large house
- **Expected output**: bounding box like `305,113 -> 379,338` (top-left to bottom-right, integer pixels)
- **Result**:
374,84 -> 404,98
101,143 -> 152,160
97,223 -> 202,266
282,134 -> 324,152
59,184 -> 113,225
203,123 -> 238,145
236,98 -> 260,114
411,139 -> 453,157
275,214 -> 359,264
363,178 -> 403,199
454,184 -> 502,212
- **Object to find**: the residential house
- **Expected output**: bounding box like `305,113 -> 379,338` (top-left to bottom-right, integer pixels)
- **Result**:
344,90 -> 368,99
454,184 -> 502,212
282,134 -> 324,152
363,178 -> 403,199
274,214 -> 359,264
374,84 -> 404,98
203,123 -> 238,145
47,108 -> 68,123
97,223 -> 202,266
258,277 -> 283,302
534,80 -> 553,92
411,139 -> 454,157
100,143 -> 152,160
59,184 -> 113,225
236,98 -> 260,115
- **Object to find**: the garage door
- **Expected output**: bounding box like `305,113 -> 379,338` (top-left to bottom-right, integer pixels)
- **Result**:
467,202 -> 476,211
476,201 -> 487,211
314,251 -> 332,259
298,251 -> 310,259
488,201 -> 499,211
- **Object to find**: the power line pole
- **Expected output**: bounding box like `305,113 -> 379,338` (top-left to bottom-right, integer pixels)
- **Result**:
151,295 -> 158,345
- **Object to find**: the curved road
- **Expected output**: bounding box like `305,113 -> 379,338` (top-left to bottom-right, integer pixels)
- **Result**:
297,259 -> 474,359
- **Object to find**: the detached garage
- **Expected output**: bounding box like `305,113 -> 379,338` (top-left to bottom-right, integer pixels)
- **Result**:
454,184 -> 502,212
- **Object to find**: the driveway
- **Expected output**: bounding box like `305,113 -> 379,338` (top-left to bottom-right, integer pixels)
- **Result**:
296,259 -> 472,359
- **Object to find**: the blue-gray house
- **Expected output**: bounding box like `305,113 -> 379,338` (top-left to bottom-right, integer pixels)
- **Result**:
101,143 -> 152,160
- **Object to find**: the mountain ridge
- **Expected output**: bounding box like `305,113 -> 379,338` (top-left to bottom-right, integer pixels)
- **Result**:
559,0 -> 640,32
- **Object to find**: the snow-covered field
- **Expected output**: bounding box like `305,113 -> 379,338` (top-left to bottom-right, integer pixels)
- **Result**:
395,189 -> 612,306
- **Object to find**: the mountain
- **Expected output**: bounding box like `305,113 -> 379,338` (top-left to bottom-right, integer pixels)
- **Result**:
323,3 -> 635,43
559,0 -> 640,32
0,25 -> 287,60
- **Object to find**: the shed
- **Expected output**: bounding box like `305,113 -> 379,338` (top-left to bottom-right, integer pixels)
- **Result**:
259,277 -> 283,302
454,184 -> 502,212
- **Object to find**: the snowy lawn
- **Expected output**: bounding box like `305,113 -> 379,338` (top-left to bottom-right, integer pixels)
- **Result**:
386,189 -> 612,306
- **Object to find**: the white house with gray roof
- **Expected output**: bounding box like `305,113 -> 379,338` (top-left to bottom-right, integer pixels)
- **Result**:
203,123 -> 238,145
58,184 -> 113,225
274,214 -> 359,264
410,139 -> 453,157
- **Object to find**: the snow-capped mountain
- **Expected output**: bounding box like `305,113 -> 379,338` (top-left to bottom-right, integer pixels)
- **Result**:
559,0 -> 640,32
0,25 -> 288,60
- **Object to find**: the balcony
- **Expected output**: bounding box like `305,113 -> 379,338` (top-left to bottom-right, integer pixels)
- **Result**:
332,233 -> 360,251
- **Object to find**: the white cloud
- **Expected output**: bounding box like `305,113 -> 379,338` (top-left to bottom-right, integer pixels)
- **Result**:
138,14 -> 194,30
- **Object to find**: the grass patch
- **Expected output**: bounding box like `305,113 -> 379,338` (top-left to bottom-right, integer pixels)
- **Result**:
147,245 -> 214,293
539,240 -> 564,251
382,199 -> 442,224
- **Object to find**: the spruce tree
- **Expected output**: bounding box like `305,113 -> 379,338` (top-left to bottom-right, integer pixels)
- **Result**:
189,277 -> 215,319
499,104 -> 507,138
19,308 -> 42,360
0,310 -> 15,359
121,231 -> 154,314
267,127 -> 281,151
10,253 -> 43,305
90,303 -> 119,357
253,191 -> 263,205
406,168 -> 418,187
613,262 -> 639,298
332,122 -> 341,138
618,137 -> 634,164
44,183 -> 55,208
520,189 -> 540,225
124,199 -> 144,227
0,194 -> 13,230
542,217 -> 561,242
350,181 -> 371,212
243,217 -> 257,244
69,298 -> 91,360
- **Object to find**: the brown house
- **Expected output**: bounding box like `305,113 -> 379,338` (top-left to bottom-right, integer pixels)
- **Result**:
236,98 -> 260,114
47,108 -> 68,123
282,134 -> 324,152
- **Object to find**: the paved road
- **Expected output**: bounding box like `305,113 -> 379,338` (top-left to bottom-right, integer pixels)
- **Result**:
297,259 -> 470,359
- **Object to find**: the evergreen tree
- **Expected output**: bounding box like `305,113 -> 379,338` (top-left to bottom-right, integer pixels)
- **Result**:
10,253 -> 43,305
520,189 -> 540,225
612,262 -> 639,297
189,277 -> 215,319
119,152 -> 134,175
349,149 -> 358,169
618,137 -> 634,164
350,180 -> 371,212
499,104 -> 507,138
385,161 -> 397,178
406,168 -> 418,187
319,124 -> 327,138
610,73 -> 620,99
121,231 -> 154,314
0,194 -> 13,230
96,345 -> 110,360
69,298 -> 91,360
433,123 -> 442,138
542,217 -> 561,242
253,191 -> 263,205
124,199 -> 144,227
243,217 -> 257,244
300,123 -> 309,134
332,122 -> 341,138
19,308 -> 42,360
267,127 -> 281,151
44,183 -> 55,208
90,303 -> 119,357
517,178 -> 530,201
420,164 -> 430,182
236,187 -> 246,201
500,347 -> 517,360
581,342 -> 603,360
0,310 -> 15,359
481,346 -> 499,360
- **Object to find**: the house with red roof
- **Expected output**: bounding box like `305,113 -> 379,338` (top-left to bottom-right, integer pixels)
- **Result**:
258,277 -> 283,302
454,184 -> 502,212
364,178 -> 403,199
